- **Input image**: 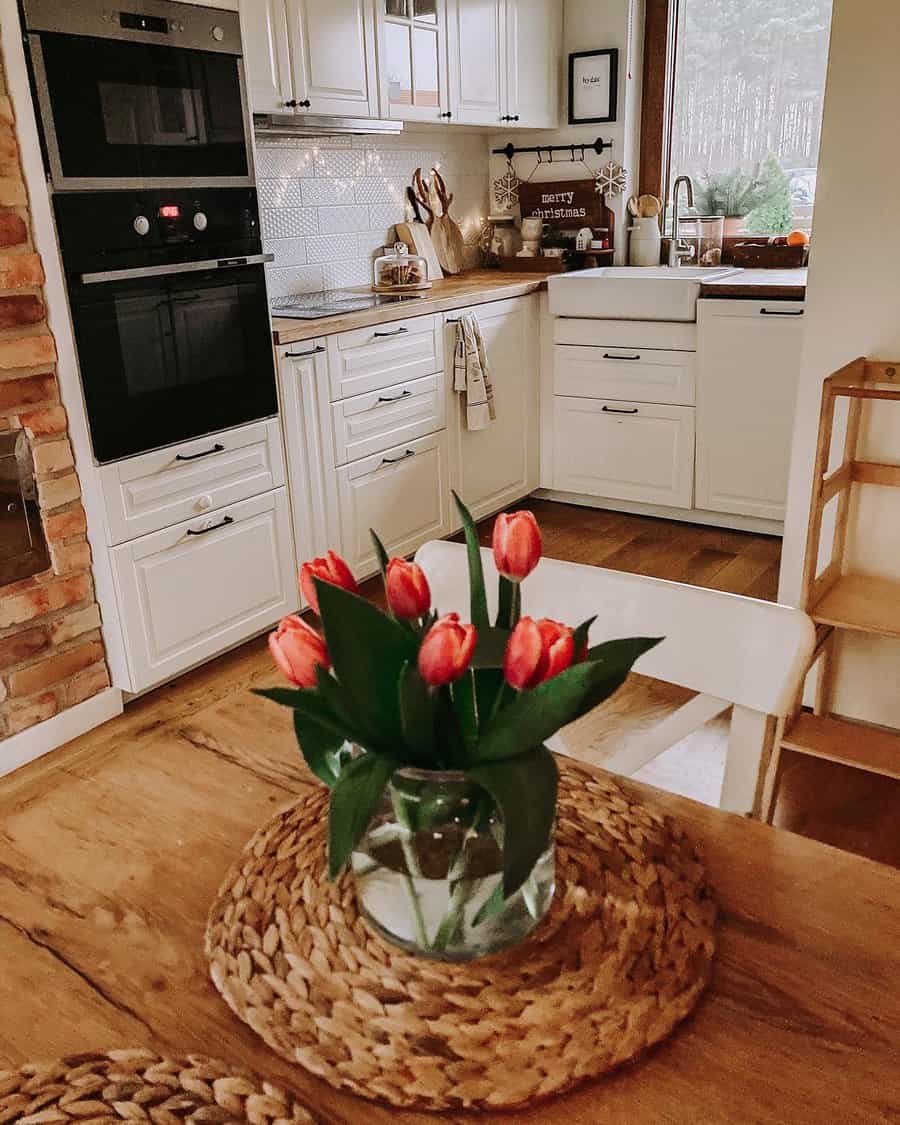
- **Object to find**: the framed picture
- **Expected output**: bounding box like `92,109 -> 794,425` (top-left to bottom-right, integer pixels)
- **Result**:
568,49 -> 618,125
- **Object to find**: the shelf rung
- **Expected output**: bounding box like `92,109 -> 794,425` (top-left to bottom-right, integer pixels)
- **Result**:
821,461 -> 852,503
853,461 -> 900,488
812,573 -> 900,638
783,713 -> 900,779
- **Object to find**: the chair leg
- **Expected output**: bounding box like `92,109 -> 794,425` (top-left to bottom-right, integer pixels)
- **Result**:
759,736 -> 785,824
721,706 -> 779,817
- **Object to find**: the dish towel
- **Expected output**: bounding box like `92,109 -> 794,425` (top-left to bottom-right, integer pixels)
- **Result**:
453,312 -> 496,431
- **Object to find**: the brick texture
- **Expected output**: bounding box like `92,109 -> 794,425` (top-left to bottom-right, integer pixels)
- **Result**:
0,52 -> 109,742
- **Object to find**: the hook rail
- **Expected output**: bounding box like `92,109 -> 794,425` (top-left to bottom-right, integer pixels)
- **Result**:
492,137 -> 613,162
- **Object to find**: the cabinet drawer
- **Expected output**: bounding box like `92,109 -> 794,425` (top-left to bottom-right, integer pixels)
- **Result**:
552,397 -> 694,509
99,420 -> 285,545
111,488 -> 297,693
554,345 -> 696,406
332,372 -> 445,466
338,431 -> 450,578
328,315 -> 441,401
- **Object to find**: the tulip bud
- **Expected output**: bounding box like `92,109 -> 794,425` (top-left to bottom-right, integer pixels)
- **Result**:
386,558 -> 431,619
300,550 -> 359,616
504,616 -> 575,690
417,613 -> 477,686
269,614 -> 330,688
492,510 -> 542,582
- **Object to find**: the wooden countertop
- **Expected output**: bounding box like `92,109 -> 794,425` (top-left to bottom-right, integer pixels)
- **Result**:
0,651 -> 897,1124
699,267 -> 807,299
271,270 -> 552,345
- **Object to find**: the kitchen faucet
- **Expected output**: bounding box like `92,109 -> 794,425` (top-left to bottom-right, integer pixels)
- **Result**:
668,175 -> 696,268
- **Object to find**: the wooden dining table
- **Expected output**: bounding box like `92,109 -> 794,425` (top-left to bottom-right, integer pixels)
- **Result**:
0,658 -> 898,1125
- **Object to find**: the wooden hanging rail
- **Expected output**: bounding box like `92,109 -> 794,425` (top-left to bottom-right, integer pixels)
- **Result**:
492,137 -> 613,162
760,355 -> 900,821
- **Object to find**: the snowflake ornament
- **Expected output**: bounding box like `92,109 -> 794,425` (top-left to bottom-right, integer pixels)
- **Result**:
492,163 -> 519,211
595,160 -> 628,198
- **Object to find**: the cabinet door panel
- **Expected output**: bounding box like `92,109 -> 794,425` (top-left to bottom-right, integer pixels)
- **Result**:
446,0 -> 504,125
338,432 -> 450,578
376,0 -> 448,121
329,315 -> 441,400
696,300 -> 805,520
240,0 -> 293,113
506,0 -> 560,128
553,397 -> 695,509
554,345 -> 696,407
447,297 -> 538,522
287,0 -> 377,115
332,372 -> 444,465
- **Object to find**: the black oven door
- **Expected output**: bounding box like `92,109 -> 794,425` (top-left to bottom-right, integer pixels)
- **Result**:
68,262 -> 277,464
30,31 -> 250,189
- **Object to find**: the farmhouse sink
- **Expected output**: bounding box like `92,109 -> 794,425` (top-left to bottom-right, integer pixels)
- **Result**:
547,266 -> 741,322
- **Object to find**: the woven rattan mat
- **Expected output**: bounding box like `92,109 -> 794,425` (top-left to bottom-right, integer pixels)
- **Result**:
0,1050 -> 316,1123
206,757 -> 716,1112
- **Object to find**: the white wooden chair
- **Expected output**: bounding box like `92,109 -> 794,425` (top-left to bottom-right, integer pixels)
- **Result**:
415,540 -> 816,817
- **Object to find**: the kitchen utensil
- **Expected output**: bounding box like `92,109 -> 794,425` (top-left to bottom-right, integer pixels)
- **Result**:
429,167 -> 465,275
637,194 -> 662,218
406,185 -> 424,223
395,220 -> 444,279
627,195 -> 639,217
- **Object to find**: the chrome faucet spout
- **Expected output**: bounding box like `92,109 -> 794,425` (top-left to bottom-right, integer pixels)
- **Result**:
668,175 -> 695,268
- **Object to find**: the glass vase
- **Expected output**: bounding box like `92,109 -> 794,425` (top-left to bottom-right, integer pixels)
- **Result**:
351,767 -> 555,960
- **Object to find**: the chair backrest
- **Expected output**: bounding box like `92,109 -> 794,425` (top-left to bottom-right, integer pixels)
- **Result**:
415,540 -> 815,718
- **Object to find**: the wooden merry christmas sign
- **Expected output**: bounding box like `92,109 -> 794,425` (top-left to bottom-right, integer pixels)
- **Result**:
518,178 -> 605,228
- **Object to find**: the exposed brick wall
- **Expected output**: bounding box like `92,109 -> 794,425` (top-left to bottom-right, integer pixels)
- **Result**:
0,55 -> 109,740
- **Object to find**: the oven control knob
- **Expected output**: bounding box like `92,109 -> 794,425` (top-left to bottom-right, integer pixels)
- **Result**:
211,25 -> 225,42
193,211 -> 208,232
133,215 -> 150,236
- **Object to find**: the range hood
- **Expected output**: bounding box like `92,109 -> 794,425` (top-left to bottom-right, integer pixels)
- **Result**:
253,113 -> 403,138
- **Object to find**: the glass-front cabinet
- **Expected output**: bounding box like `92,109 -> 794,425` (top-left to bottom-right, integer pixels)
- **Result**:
377,0 -> 448,122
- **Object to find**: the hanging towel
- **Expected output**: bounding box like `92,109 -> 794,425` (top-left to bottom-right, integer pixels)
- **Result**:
453,312 -> 496,431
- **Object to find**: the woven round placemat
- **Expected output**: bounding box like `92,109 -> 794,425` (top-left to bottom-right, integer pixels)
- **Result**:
0,1050 -> 316,1123
206,757 -> 716,1112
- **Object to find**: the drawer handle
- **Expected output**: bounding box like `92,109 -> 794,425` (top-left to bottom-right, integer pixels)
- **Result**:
381,449 -> 415,465
176,442 -> 224,462
374,327 -> 408,338
759,308 -> 805,316
377,389 -> 413,404
602,405 -> 639,415
186,514 -> 234,536
602,353 -> 641,361
285,346 -> 326,356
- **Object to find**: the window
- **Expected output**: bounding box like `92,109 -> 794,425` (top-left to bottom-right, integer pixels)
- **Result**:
643,0 -> 833,236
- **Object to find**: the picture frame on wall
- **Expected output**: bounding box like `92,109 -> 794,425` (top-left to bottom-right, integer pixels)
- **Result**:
568,49 -> 619,125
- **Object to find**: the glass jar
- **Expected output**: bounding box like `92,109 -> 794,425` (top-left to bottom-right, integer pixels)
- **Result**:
373,241 -> 431,290
677,215 -> 725,266
352,767 -> 555,960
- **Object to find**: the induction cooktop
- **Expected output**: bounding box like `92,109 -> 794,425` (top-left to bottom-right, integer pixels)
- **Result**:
271,290 -> 428,320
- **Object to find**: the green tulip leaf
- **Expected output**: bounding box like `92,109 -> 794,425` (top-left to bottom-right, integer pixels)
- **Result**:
495,575 -> 521,630
369,528 -> 390,580
468,745 -> 558,897
572,615 -> 597,657
398,661 -> 435,757
292,709 -> 347,788
471,626 -> 511,669
451,669 -> 479,751
328,752 -> 398,878
453,490 -> 489,631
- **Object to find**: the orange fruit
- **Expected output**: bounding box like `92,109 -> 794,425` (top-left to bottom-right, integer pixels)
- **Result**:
787,230 -> 809,247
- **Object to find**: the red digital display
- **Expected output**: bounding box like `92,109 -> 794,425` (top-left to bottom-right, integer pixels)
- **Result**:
159,205 -> 181,219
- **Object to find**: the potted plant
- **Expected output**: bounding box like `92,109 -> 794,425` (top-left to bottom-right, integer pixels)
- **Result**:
258,495 -> 659,961
693,165 -> 768,236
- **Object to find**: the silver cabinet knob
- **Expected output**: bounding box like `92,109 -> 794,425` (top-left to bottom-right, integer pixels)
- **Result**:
211,25 -> 225,41
193,212 -> 208,232
196,494 -> 214,512
133,215 -> 150,236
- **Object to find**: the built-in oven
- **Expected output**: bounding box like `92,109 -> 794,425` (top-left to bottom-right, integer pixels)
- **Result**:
55,189 -> 277,464
22,0 -> 252,191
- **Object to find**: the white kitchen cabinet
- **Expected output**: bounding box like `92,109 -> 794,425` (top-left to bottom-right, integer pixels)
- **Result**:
332,372 -> 445,465
327,314 -> 441,401
552,397 -> 695,509
375,0 -> 449,122
111,489 -> 297,692
446,295 -> 538,522
554,345 -> 696,407
338,431 -> 450,577
446,0 -> 559,127
240,0 -> 378,117
696,299 -> 805,521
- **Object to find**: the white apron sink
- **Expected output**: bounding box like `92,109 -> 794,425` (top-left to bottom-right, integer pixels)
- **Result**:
548,266 -> 741,322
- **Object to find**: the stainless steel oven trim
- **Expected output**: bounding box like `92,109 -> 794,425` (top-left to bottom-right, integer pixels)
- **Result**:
79,253 -> 273,285
27,36 -> 255,193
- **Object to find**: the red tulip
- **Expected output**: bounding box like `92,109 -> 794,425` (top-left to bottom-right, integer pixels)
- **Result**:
418,613 -> 477,686
492,510 -> 542,582
300,550 -> 358,616
504,616 -> 575,690
269,614 -> 330,688
386,558 -> 431,619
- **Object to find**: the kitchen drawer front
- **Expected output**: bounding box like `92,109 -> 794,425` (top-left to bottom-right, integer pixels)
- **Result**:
338,431 -> 450,579
552,397 -> 694,508
332,372 -> 445,466
99,420 -> 286,546
554,318 -> 697,351
328,315 -> 441,401
111,488 -> 297,693
554,345 -> 696,406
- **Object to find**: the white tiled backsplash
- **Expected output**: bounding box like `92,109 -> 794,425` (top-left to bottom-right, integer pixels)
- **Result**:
256,132 -> 491,299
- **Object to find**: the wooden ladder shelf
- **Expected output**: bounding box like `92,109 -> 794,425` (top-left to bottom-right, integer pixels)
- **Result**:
761,357 -> 900,819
